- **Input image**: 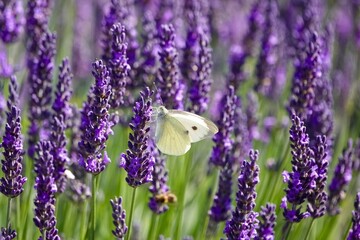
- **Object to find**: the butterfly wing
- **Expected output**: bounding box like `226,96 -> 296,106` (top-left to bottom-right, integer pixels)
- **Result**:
155,115 -> 192,156
167,110 -> 218,143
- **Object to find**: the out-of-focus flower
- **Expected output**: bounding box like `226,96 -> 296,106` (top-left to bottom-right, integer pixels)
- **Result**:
1,226 -> 16,239
255,0 -> 283,98
224,150 -> 260,239
108,23 -> 130,111
246,91 -> 260,141
227,45 -> 247,91
110,196 -> 128,239
0,0 -> 25,44
255,203 -> 276,240
327,140 -> 353,215
307,135 -> 328,218
148,140 -> 171,214
0,50 -> 13,77
102,0 -> 138,66
348,192 -> 360,240
120,87 -> 155,188
209,86 -> 237,167
65,178 -> 91,203
27,31 -> 56,158
187,31 -> 212,115
157,24 -> 184,110
33,141 -> 60,239
78,60 -> 112,175
0,76 -> 26,198
209,155 -> 233,222
281,114 -> 315,222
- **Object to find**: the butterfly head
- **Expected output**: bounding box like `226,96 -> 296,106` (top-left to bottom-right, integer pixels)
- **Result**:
157,106 -> 168,117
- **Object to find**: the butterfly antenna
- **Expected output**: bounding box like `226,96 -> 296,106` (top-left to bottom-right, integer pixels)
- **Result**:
152,82 -> 163,106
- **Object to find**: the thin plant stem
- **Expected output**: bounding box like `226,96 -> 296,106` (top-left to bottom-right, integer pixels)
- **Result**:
305,218 -> 315,240
281,222 -> 293,240
126,187 -> 137,240
91,174 -> 99,240
6,197 -> 12,228
149,214 -> 159,240
16,197 -> 21,240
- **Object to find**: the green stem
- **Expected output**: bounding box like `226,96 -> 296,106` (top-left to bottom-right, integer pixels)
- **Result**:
126,187 -> 137,240
6,197 -> 12,229
43,230 -> 47,240
281,222 -> 293,240
174,150 -> 193,240
148,214 -> 159,240
16,197 -> 21,240
305,218 -> 315,240
91,174 -> 99,240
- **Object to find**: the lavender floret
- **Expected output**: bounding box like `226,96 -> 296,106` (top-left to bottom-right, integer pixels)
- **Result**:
157,24 -> 184,110
348,192 -> 360,240
110,196 -> 128,239
78,60 -> 112,175
0,76 -> 26,198
0,0 -> 25,44
0,226 -> 16,239
327,140 -> 353,215
224,150 -> 260,239
255,203 -> 276,240
33,141 -> 60,239
120,87 -> 155,188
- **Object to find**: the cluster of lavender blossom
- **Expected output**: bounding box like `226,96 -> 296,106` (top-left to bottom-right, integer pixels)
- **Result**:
0,0 -> 360,239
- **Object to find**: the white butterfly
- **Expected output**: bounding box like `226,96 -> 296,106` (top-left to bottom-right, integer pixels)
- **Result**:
154,106 -> 219,156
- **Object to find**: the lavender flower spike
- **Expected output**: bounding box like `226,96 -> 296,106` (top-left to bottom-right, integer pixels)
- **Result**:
120,87 -> 155,188
1,226 -> 16,239
307,135 -> 329,218
148,139 -> 171,214
0,76 -> 26,198
281,114 -> 315,222
78,60 -> 112,175
327,139 -> 353,215
224,150 -> 260,239
255,203 -> 276,240
33,141 -> 60,239
348,192 -> 360,240
109,23 -> 130,110
0,0 -> 25,44
157,24 -> 184,110
111,196 -> 128,239
209,86 -> 237,167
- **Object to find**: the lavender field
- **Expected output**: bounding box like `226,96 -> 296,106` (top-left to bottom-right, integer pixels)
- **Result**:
0,0 -> 360,239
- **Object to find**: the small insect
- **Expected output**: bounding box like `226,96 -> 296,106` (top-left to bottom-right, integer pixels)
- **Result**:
155,192 -> 177,204
154,106 -> 218,156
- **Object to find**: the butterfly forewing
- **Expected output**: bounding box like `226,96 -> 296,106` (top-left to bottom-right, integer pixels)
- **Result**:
155,115 -> 191,156
167,110 -> 218,143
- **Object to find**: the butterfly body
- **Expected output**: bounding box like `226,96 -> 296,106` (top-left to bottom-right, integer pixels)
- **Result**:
155,106 -> 218,156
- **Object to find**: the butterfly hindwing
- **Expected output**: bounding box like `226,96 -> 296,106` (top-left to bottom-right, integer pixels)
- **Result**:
155,115 -> 191,156
167,110 -> 218,143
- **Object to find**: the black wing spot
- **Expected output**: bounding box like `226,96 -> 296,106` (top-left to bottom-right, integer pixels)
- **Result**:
192,126 -> 198,130
185,130 -> 189,135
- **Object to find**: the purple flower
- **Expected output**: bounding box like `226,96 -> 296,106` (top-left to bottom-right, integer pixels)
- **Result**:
25,0 -> 51,63
136,11 -> 158,84
148,139 -> 171,214
108,23 -> 130,110
120,87 -> 155,188
0,0 -> 25,44
348,192 -> 360,240
50,58 -> 73,192
33,141 -> 60,239
27,30 -> 56,158
66,179 -> 91,203
327,139 -> 353,215
281,114 -> 315,222
224,150 -> 260,239
1,226 -> 16,239
102,0 -> 138,66
287,31 -> 321,121
0,76 -> 26,198
255,203 -> 276,240
209,86 -> 237,167
187,31 -> 213,115
307,135 -> 329,218
246,91 -> 260,141
255,0 -> 282,98
227,45 -> 247,91
157,24 -> 184,110
208,155 -> 233,222
110,196 -> 128,239
0,50 -> 13,77
78,60 -> 112,175
242,0 -> 264,57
